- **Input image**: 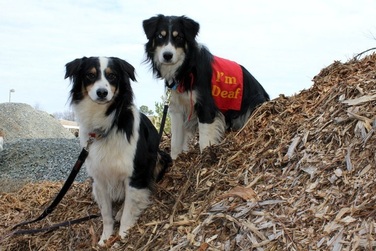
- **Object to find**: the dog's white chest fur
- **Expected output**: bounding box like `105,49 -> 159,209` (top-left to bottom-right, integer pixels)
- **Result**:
74,99 -> 140,196
86,132 -> 136,183
169,89 -> 197,116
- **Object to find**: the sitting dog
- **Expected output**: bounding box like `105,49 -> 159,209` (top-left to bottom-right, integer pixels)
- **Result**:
65,56 -> 171,246
143,14 -> 270,159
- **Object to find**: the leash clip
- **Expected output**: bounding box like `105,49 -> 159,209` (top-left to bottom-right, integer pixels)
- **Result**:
163,88 -> 171,106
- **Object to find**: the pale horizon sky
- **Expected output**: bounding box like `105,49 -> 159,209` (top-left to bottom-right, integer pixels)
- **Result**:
1,0 -> 375,114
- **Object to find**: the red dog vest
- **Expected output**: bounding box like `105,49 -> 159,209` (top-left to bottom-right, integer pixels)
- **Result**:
211,56 -> 243,112
176,56 -> 243,113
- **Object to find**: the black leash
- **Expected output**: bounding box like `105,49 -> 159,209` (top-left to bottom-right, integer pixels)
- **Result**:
1,215 -> 98,242
158,89 -> 171,142
2,135 -> 99,241
158,103 -> 169,142
11,149 -> 90,230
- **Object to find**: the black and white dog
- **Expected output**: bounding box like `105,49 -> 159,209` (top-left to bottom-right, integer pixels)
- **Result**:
65,56 -> 171,246
143,15 -> 270,159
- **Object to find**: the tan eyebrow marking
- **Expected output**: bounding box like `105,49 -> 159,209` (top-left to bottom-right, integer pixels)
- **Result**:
105,68 -> 113,74
172,31 -> 179,37
161,30 -> 167,36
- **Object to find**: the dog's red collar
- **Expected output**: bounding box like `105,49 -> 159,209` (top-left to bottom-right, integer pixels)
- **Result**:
88,129 -> 107,139
88,132 -> 96,138
86,130 -> 107,150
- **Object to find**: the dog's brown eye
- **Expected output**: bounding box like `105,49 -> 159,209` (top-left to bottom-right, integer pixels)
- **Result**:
86,73 -> 96,81
107,73 -> 117,81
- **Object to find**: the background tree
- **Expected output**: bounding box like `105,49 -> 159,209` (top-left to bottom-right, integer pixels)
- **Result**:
53,109 -> 75,121
139,105 -> 154,115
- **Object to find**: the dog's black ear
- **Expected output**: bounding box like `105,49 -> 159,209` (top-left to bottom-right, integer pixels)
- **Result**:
180,16 -> 200,42
112,57 -> 137,82
65,57 -> 86,79
143,14 -> 164,39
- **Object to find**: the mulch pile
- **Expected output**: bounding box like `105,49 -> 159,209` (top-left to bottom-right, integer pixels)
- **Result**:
0,53 -> 375,250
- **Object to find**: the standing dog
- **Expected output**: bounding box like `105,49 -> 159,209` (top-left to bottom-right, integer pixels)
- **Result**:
65,56 -> 171,246
143,14 -> 270,159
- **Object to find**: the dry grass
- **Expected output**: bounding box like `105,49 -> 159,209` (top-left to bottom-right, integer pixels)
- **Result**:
1,53 -> 375,251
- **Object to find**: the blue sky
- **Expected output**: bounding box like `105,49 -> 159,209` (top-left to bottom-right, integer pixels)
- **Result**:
1,0 -> 375,114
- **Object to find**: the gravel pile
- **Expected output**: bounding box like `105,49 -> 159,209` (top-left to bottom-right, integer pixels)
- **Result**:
0,103 -> 87,192
0,103 -> 75,142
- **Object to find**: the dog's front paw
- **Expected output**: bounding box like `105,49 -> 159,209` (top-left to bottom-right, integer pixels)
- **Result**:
118,228 -> 128,239
171,149 -> 180,160
98,239 -> 107,247
98,235 -> 121,248
98,230 -> 113,247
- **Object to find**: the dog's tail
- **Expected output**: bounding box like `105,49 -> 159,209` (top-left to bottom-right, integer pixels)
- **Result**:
155,150 -> 172,182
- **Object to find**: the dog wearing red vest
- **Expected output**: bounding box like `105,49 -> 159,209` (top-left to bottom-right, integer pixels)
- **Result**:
143,15 -> 270,159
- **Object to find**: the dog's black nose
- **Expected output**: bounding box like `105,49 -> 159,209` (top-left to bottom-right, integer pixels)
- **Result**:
96,88 -> 108,98
163,52 -> 173,61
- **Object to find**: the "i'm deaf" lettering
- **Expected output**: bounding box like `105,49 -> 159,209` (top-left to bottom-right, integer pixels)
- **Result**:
215,71 -> 237,84
210,56 -> 243,111
212,84 -> 241,99
212,70 -> 241,99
